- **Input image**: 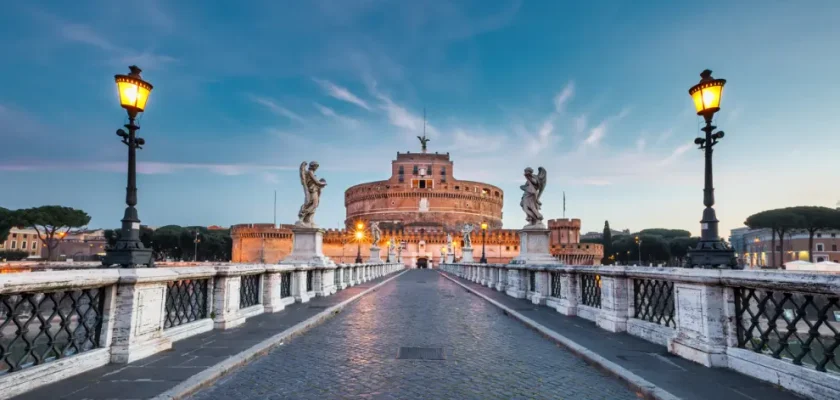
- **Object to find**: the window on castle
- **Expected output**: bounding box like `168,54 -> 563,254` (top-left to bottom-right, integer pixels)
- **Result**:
441,166 -> 446,175
413,165 -> 419,174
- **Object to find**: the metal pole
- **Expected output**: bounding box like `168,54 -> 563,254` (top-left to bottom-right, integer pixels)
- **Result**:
355,240 -> 362,264
480,229 -> 487,263
638,241 -> 642,266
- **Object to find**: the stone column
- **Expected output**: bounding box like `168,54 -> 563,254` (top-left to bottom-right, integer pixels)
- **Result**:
668,281 -> 729,367
110,269 -> 176,363
556,271 -> 578,316
486,266 -> 496,288
596,270 -> 629,332
506,267 -> 526,298
369,246 -> 383,263
262,266 -> 283,313
292,268 -> 312,303
336,265 -> 347,290
531,268 -> 550,305
496,266 -> 507,292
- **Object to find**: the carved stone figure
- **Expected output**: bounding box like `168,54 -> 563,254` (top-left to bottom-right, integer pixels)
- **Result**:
417,135 -> 431,153
370,222 -> 382,246
446,233 -> 453,252
461,224 -> 474,248
388,237 -> 396,253
520,166 -> 547,227
297,161 -> 326,227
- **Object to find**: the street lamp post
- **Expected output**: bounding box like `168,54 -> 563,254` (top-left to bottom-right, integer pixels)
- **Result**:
635,236 -> 642,266
686,69 -> 738,269
103,66 -> 155,268
480,222 -> 488,263
193,231 -> 201,262
354,222 -> 364,264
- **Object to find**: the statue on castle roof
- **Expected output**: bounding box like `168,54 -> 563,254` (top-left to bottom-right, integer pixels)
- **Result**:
417,135 -> 430,153
520,166 -> 547,228
296,161 -> 326,228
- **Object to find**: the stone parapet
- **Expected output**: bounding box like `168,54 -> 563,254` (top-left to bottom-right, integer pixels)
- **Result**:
0,262 -> 405,398
439,262 -> 840,400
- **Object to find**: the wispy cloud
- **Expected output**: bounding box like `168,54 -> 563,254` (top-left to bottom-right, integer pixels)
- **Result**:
313,102 -> 359,128
574,114 -> 587,133
582,108 -> 631,147
250,96 -> 306,123
553,82 -> 574,112
0,161 -> 298,175
368,83 -> 437,138
658,144 -> 693,166
312,78 -> 371,110
450,129 -> 505,153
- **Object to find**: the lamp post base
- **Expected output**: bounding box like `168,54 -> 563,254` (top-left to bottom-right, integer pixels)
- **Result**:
102,246 -> 154,268
686,240 -> 738,269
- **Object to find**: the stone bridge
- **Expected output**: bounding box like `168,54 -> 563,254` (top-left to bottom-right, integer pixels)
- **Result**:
0,262 -> 837,399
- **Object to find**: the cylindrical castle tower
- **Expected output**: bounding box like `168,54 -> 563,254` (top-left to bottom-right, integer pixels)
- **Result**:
344,151 -> 503,233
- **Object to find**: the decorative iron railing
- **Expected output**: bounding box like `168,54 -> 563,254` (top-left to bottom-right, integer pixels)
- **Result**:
239,274 -> 260,308
528,271 -> 536,292
579,274 -> 601,308
164,279 -> 209,329
734,287 -> 840,374
280,272 -> 292,298
306,271 -> 314,292
551,272 -> 562,298
0,288 -> 105,375
632,278 -> 675,328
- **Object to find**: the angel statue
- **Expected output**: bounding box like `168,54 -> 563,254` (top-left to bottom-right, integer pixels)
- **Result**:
461,224 -> 474,248
296,161 -> 327,228
520,166 -> 547,227
417,135 -> 431,153
388,237 -> 396,253
446,233 -> 453,252
370,222 -> 382,247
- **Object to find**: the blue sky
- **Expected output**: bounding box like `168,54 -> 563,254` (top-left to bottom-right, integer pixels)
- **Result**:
1,0 -> 839,235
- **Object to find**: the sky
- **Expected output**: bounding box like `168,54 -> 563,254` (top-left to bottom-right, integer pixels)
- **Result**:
1,0 -> 839,236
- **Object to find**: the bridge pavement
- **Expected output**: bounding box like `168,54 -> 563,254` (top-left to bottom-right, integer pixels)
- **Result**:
189,269 -> 638,400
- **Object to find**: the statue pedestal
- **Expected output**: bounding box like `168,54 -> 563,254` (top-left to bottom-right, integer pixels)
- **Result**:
461,247 -> 475,263
368,246 -> 384,263
280,227 -> 335,267
446,252 -> 455,263
510,225 -> 559,265
439,254 -> 446,265
388,250 -> 397,263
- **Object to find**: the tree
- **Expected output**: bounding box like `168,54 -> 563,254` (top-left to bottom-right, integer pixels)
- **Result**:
787,206 -> 840,262
0,207 -> 17,243
670,236 -> 700,265
602,221 -> 612,265
639,228 -> 691,239
745,209 -> 803,267
16,206 -> 91,261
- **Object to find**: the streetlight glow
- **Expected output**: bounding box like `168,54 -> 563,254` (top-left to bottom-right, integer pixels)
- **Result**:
481,222 -> 488,230
688,69 -> 725,116
115,66 -> 153,114
356,222 -> 364,230
355,231 -> 363,240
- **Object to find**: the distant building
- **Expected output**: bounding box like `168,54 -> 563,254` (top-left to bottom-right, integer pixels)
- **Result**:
1,227 -> 41,258
207,225 -> 228,231
48,229 -> 108,261
580,228 -> 630,240
730,227 -> 840,268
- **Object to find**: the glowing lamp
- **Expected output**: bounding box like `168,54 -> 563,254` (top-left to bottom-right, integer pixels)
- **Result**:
481,222 -> 488,230
356,222 -> 364,230
355,231 -> 363,240
688,69 -> 725,116
115,66 -> 153,115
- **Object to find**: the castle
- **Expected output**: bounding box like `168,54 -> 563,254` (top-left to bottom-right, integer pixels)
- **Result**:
231,145 -> 603,267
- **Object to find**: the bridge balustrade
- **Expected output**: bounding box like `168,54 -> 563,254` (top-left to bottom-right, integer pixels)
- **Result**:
0,261 -> 405,398
439,262 -> 840,400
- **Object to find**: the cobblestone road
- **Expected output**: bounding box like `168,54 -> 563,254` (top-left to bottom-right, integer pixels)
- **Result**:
190,270 -> 639,400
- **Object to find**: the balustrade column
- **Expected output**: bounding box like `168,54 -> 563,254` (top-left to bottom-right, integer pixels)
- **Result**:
292,268 -> 312,303
495,266 -> 507,292
556,271 -> 578,316
506,267 -> 526,298
110,269 -> 174,363
263,266 -> 287,313
595,269 -> 629,332
668,280 -> 728,367
531,268 -> 550,305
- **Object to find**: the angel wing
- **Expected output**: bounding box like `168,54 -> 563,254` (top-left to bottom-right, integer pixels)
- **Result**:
536,167 -> 547,204
299,161 -> 310,205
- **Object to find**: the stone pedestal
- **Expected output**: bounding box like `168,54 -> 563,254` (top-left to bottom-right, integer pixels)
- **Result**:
369,246 -> 384,263
461,247 -> 474,263
509,226 -> 558,265
280,227 -> 336,267
388,250 -> 397,264
446,252 -> 455,263
439,254 -> 445,265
